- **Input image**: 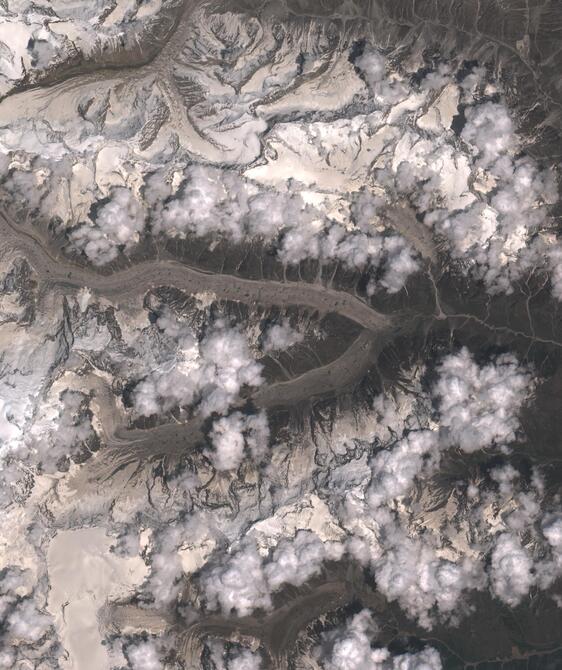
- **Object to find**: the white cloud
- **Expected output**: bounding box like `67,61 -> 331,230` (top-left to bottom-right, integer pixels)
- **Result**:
1,38 -> 558,299
198,325 -> 264,417
27,389 -> 95,473
318,224 -> 381,268
264,530 -> 344,591
144,549 -> 184,608
370,517 -> 483,628
202,540 -> 272,617
355,50 -> 386,88
277,221 -> 322,265
543,514 -> 562,552
125,640 -> 163,670
229,650 -> 263,670
246,191 -> 310,240
155,166 -> 249,242
490,533 -> 534,607
7,598 -> 53,643
208,413 -> 246,472
392,649 -> 443,670
278,219 -> 419,294
355,48 -> 409,107
368,430 -> 440,507
69,226 -> 120,265
548,245 -> 562,301
454,464 -> 562,602
351,52 -> 559,297
210,642 -> 263,670
317,609 -> 387,670
333,378 -> 488,627
332,354 -> 561,625
0,649 -> 15,668
351,191 -> 384,231
202,531 -> 344,617
70,187 -> 146,266
432,348 -> 532,452
379,236 -> 421,294
262,321 -> 304,353
537,513 -> 562,588
147,164 -> 419,292
316,609 -> 443,669
461,102 -> 515,168
420,64 -> 452,92
141,518 -> 208,607
132,315 -> 263,419
0,567 -> 57,661
208,410 -> 270,471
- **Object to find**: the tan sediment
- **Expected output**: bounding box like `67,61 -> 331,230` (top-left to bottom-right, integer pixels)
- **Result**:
47,528 -> 148,670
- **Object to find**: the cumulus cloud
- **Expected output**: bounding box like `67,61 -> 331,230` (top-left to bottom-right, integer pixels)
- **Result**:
353,50 -> 559,296
261,320 -> 304,353
0,567 -> 58,663
3,38 -> 558,298
140,516 -> 212,607
368,430 -> 440,507
124,639 -> 163,670
351,190 -> 384,231
548,245 -> 562,301
202,539 -> 272,617
0,304 -> 99,490
370,454 -> 560,619
229,650 -> 263,670
209,642 -> 263,670
355,49 -> 386,89
299,222 -> 419,294
370,514 -> 484,628
419,64 -> 452,92
132,313 -> 263,419
332,350 -> 558,626
147,165 -> 420,293
489,533 -> 534,607
280,220 -> 419,293
461,102 -> 515,167
316,609 -> 443,670
392,649 -> 443,670
208,410 -> 270,471
432,154 -> 557,294
487,465 -> 543,533
198,326 -> 264,417
155,165 -> 249,241
246,191 -> 311,240
202,531 -> 344,617
70,187 -> 146,265
280,203 -> 419,292
450,462 -> 562,604
542,514 -> 562,554
6,597 -> 53,644
378,236 -> 421,293
14,115 -> 422,294
145,548 -> 184,609
264,530 -> 344,591
318,609 -> 386,670
355,48 -> 409,107
152,168 -> 320,250
27,389 -> 95,473
334,380 -> 496,626
537,512 -> 562,588
432,348 -> 532,452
